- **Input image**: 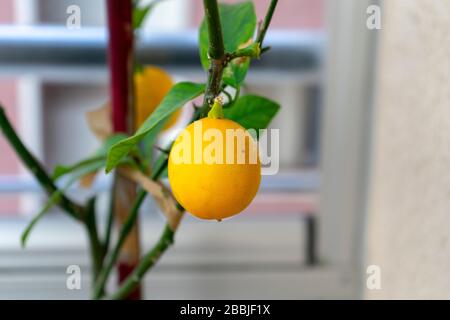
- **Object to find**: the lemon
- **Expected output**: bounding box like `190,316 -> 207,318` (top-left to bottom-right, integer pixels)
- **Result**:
168,117 -> 261,220
134,66 -> 179,129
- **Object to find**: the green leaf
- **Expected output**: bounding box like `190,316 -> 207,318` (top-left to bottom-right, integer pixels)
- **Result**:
133,6 -> 151,30
223,58 -> 251,88
134,62 -> 144,74
96,134 -> 129,157
106,82 -> 205,173
141,117 -> 168,166
151,151 -> 169,179
52,157 -> 105,181
52,134 -> 128,181
158,165 -> 168,179
21,178 -> 76,248
133,0 -> 168,30
224,95 -> 280,132
133,1 -> 154,30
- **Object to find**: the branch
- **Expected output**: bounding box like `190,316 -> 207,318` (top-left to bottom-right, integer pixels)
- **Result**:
201,0 -> 226,110
85,197 -> 105,281
119,167 -> 183,231
110,223 -> 175,300
226,42 -> 261,60
226,0 -> 279,62
203,0 -> 225,60
103,177 -> 116,252
201,0 -> 279,109
93,189 -> 146,299
256,0 -> 278,47
0,105 -> 85,221
103,166 -> 184,299
95,163 -> 183,299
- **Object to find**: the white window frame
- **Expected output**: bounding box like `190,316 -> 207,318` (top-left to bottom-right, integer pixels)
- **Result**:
319,0 -> 380,298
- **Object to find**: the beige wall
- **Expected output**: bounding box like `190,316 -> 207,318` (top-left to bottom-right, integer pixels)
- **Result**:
365,0 -> 450,299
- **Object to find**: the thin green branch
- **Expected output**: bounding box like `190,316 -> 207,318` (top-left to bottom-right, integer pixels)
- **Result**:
0,105 -> 85,221
85,197 -> 105,281
93,189 -> 146,299
256,0 -> 278,46
221,89 -> 233,104
103,177 -> 116,253
226,0 -> 279,62
110,223 -> 174,300
227,42 -> 261,60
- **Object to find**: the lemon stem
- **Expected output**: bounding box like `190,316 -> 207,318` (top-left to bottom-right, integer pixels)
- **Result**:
207,97 -> 224,119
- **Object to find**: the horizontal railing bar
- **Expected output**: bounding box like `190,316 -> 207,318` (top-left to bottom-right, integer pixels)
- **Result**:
0,26 -> 324,72
0,170 -> 319,194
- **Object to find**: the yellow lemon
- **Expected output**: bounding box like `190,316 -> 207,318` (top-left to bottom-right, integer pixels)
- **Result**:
168,117 -> 261,220
134,66 -> 179,129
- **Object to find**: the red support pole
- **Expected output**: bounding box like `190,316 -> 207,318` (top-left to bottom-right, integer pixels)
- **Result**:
107,0 -> 133,133
106,0 -> 141,300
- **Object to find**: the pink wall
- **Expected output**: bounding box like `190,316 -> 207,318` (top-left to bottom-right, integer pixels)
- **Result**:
190,0 -> 324,29
0,0 -> 20,215
0,0 -> 14,23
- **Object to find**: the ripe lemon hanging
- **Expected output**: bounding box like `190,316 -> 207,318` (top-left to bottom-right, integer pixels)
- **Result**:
134,66 -> 180,129
168,98 -> 261,220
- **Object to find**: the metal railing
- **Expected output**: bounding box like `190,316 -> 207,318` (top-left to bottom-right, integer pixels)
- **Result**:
0,26 -> 324,75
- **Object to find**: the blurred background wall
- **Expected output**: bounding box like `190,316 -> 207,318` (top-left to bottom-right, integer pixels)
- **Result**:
365,0 -> 450,299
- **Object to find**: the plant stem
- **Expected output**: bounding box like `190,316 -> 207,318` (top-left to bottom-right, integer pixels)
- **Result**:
110,224 -> 174,300
226,0 -> 279,62
85,197 -> 104,281
256,0 -> 278,47
0,106 -> 85,221
93,189 -> 146,299
105,155 -> 182,299
103,177 -> 116,252
202,0 -> 225,60
202,0 -> 226,110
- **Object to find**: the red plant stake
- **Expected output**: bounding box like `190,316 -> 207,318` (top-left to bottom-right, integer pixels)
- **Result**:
106,0 -> 141,300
